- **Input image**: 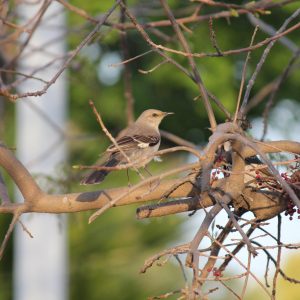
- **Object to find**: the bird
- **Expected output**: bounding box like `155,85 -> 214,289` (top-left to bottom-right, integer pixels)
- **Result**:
80,109 -> 173,185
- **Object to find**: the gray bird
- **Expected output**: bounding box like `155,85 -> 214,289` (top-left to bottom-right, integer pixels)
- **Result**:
81,109 -> 173,185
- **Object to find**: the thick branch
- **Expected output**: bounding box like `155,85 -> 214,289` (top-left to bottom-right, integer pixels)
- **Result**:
0,178 -> 197,214
0,138 -> 299,217
0,143 -> 43,202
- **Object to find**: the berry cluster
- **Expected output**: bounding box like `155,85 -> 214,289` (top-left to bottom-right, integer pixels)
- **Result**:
255,170 -> 263,186
207,267 -> 223,277
215,154 -> 224,164
281,167 -> 300,221
211,153 -> 225,184
281,172 -> 290,181
284,198 -> 300,220
211,169 -> 221,184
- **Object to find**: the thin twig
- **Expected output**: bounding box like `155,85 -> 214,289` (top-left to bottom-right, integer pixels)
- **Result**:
240,252 -> 251,299
265,257 -> 271,287
219,223 -> 257,272
0,213 -> 20,260
120,2 -> 135,125
272,215 -> 282,297
174,255 -> 188,283
208,17 -> 222,55
199,217 -> 237,286
251,240 -> 300,284
214,193 -> 257,256
2,0 -> 122,100
119,2 -> 194,81
247,13 -> 298,53
212,235 -> 272,298
239,8 -> 300,116
110,50 -> 153,67
18,219 -> 34,238
110,19 -> 300,59
206,91 -> 231,120
138,59 -> 168,74
186,203 -> 223,267
160,0 -> 217,131
160,129 -> 197,148
5,0 -> 52,68
108,0 -> 297,30
141,243 -> 190,274
233,26 -> 258,124
56,0 -> 100,24
220,281 -> 241,300
261,50 -> 300,141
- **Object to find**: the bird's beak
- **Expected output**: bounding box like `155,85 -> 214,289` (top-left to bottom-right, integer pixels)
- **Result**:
163,112 -> 174,116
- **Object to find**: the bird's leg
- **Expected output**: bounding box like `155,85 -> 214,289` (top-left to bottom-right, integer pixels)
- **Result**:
143,167 -> 160,191
126,169 -> 131,187
143,166 -> 152,177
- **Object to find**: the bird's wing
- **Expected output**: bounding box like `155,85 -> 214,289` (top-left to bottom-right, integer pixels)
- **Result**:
107,134 -> 160,153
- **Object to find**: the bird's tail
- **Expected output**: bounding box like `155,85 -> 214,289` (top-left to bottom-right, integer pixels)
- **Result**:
80,157 -> 118,185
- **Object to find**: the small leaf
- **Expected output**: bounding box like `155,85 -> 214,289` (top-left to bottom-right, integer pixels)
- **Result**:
245,1 -> 256,8
230,9 -> 239,17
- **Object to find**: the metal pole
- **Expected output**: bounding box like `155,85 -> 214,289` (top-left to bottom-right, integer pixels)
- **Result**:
14,2 -> 68,300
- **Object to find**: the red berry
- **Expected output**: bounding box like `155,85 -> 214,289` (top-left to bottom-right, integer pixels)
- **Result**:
213,269 -> 222,277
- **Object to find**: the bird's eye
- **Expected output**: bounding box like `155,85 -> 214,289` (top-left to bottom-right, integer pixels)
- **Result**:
152,113 -> 158,117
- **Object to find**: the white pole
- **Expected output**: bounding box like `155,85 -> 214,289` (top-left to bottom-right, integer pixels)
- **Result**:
14,2 -> 68,300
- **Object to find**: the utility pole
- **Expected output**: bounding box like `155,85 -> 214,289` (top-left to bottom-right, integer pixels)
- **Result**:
14,2 -> 68,300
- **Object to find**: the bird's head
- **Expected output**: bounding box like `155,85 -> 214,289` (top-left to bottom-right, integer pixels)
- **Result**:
136,109 -> 173,128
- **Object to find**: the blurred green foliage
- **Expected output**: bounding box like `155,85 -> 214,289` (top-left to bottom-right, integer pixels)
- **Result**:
69,210 -> 184,300
1,0 -> 300,299
66,1 -> 300,298
0,101 -> 15,300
